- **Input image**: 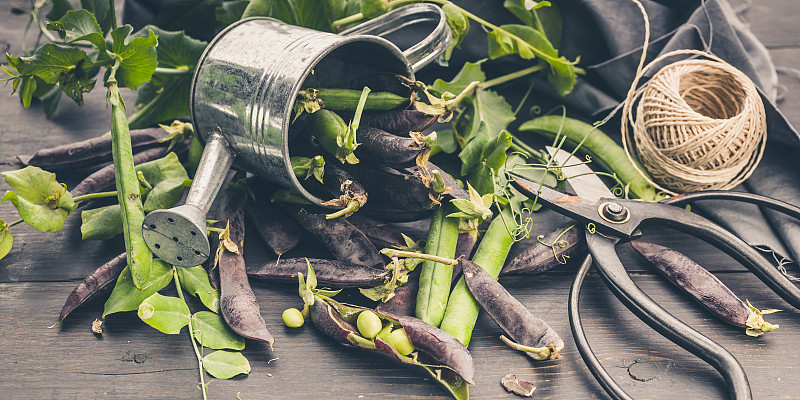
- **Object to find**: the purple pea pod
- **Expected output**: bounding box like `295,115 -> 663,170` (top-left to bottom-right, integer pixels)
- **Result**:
18,127 -> 170,170
346,213 -> 410,249
309,293 -> 474,400
632,241 -> 779,336
295,209 -> 384,269
55,253 -> 127,325
354,109 -> 438,136
247,258 -> 390,288
376,278 -> 419,317
462,259 -> 564,360
502,224 -> 586,276
352,127 -> 432,168
245,201 -> 301,256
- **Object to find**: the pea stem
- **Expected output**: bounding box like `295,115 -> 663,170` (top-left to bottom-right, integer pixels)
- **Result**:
325,200 -> 360,219
331,13 -> 365,30
7,219 -> 24,228
173,267 -> 209,400
72,191 -> 118,203
479,64 -> 545,90
499,335 -> 553,360
380,249 -> 458,265
153,66 -> 193,76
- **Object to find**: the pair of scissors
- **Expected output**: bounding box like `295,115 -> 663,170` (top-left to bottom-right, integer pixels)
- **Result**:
508,147 -> 800,400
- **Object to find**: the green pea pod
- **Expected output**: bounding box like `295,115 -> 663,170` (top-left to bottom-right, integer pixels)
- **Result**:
518,115 -> 661,202
439,207 -> 516,346
311,88 -> 409,111
416,203 -> 459,327
108,84 -> 152,289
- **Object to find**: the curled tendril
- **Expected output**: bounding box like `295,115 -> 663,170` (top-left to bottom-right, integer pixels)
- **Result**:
536,225 -> 575,265
584,154 -> 592,163
530,105 -> 542,116
587,223 -> 596,234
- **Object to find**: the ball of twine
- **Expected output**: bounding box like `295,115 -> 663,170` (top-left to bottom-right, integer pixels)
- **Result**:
623,56 -> 767,195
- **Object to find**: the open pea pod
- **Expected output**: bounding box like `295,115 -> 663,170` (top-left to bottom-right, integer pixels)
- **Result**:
309,294 -> 473,400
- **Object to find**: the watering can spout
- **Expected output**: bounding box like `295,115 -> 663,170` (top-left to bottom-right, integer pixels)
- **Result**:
142,132 -> 234,267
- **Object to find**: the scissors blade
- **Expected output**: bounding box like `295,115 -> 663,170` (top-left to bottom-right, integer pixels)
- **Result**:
546,146 -> 615,203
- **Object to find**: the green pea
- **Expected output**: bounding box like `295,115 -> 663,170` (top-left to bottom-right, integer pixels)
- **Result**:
390,328 -> 415,355
282,308 -> 305,328
376,321 -> 393,342
357,310 -> 382,339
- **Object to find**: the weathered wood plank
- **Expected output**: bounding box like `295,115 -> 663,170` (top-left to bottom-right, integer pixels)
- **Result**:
1,273 -> 797,399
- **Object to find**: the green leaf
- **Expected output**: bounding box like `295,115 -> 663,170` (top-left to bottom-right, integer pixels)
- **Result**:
475,89 -> 515,139
137,152 -> 190,212
80,0 -> 114,35
20,76 -> 36,108
431,61 -> 486,95
103,260 -> 174,317
458,121 -> 489,176
1,166 -> 76,233
361,0 -> 389,19
43,87 -> 62,117
177,266 -> 220,313
155,0 -> 223,40
10,43 -> 96,105
487,24 -> 576,96
0,220 -> 12,261
484,130 -> 513,171
138,292 -> 191,334
202,350 -> 251,379
191,311 -> 245,350
81,204 -> 123,240
217,0 -> 250,24
270,0 -> 335,32
46,10 -> 107,52
129,27 -> 207,129
46,0 -> 74,22
442,3 -> 469,61
435,129 -> 458,154
110,26 -> 158,89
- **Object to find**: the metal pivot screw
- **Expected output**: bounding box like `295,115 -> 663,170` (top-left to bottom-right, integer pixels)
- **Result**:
599,202 -> 631,224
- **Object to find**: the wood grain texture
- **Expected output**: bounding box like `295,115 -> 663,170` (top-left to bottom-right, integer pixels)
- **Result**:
1,274 -> 799,399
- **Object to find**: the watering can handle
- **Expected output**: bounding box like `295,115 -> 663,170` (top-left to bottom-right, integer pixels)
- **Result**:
339,3 -> 452,72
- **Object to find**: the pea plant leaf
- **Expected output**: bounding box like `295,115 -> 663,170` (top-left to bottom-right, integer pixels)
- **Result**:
271,0 -> 336,32
177,266 -> 220,313
191,311 -> 245,350
109,25 -> 159,89
1,166 -> 76,233
202,350 -> 251,379
103,259 -> 174,317
138,292 -> 192,334
3,44 -> 97,106
216,1 -> 249,24
431,61 -> 486,95
46,10 -> 108,53
0,219 -> 12,261
81,204 -> 123,240
487,24 -> 576,96
137,152 -> 190,212
459,121 -> 490,176
474,89 -> 515,141
80,0 -> 115,35
155,0 -> 223,40
46,0 -> 73,22
466,130 -> 513,195
360,0 -> 389,19
442,2 -> 469,61
129,27 -> 208,129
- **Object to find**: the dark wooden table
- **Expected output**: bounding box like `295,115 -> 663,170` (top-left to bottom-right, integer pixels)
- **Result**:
2,2 -> 800,399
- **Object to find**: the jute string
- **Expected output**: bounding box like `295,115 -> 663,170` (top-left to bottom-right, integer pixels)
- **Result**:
620,1 -> 767,195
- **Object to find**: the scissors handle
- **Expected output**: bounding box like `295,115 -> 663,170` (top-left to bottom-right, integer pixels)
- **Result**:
585,230 -> 752,400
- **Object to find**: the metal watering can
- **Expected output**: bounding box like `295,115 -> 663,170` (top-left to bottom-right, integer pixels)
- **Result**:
141,4 -> 452,267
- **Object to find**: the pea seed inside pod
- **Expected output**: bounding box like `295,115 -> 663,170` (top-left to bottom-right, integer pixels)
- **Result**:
282,308 -> 305,328
357,310 -> 383,339
390,328 -> 415,356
